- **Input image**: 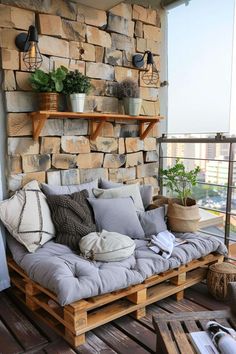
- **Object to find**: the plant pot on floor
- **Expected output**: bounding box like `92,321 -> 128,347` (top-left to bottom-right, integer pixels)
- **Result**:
123,97 -> 142,116
69,93 -> 86,113
39,92 -> 59,111
167,198 -> 200,233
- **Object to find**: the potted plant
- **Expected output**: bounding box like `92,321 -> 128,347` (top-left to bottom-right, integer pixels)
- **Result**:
29,66 -> 68,111
63,70 -> 92,113
160,159 -> 201,232
117,78 -> 142,116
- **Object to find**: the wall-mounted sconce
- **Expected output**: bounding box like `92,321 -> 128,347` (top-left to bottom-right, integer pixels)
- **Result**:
15,25 -> 43,71
133,51 -> 159,86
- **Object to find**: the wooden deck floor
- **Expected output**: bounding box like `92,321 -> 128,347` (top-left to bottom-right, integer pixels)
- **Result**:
0,284 -> 229,354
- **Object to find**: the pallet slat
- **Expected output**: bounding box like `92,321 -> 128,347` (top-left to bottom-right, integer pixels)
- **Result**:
7,253 -> 223,347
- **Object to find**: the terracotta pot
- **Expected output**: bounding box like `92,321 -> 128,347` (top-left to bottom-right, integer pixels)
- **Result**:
167,198 -> 200,233
39,92 -> 59,111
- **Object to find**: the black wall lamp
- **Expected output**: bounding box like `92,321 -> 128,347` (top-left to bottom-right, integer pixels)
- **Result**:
133,51 -> 159,86
15,25 -> 43,71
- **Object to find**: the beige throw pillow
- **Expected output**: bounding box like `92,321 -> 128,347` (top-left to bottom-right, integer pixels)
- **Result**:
92,184 -> 144,211
0,180 -> 55,252
79,230 -> 135,262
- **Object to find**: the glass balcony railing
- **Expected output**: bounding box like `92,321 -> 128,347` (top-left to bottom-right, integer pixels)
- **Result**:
158,135 -> 236,261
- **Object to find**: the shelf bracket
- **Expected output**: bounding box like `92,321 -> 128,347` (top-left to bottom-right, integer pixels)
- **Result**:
32,113 -> 49,140
140,121 -> 158,140
90,120 -> 107,140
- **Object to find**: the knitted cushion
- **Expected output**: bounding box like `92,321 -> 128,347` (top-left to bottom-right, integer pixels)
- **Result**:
47,190 -> 96,250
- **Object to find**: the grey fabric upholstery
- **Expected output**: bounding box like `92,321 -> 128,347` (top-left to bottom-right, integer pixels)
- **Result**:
99,178 -> 153,209
7,232 -> 227,306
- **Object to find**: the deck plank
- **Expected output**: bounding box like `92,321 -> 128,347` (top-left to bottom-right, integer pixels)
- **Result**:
77,332 -> 117,354
114,316 -> 156,352
0,293 -> 48,351
94,323 -> 150,354
185,283 -> 229,311
0,282 -> 231,354
0,320 -> 23,354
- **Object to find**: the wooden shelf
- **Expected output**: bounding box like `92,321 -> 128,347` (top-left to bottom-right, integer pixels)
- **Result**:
30,111 -> 164,141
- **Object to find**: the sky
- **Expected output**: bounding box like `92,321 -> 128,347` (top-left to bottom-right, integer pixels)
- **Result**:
167,0 -> 235,135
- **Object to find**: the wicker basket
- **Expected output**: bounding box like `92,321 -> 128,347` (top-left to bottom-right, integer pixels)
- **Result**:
39,92 -> 59,111
207,262 -> 236,300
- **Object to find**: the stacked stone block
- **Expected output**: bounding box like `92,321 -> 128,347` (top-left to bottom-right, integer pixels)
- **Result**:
0,1 -> 161,192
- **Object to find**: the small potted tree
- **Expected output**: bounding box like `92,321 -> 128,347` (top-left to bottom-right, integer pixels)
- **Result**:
160,159 -> 201,232
117,78 -> 142,116
30,66 -> 67,111
63,70 -> 92,112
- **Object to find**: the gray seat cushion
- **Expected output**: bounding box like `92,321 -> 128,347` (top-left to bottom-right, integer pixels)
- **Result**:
7,232 -> 228,306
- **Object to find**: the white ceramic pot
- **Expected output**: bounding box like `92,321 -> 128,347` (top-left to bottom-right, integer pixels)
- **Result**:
70,93 -> 86,112
123,97 -> 142,116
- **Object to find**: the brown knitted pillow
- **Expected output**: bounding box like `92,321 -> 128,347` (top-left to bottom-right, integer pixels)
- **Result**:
47,189 -> 96,250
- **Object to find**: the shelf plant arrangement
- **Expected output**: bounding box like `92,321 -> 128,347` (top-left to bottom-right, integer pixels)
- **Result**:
160,159 -> 201,232
30,65 -> 68,111
117,78 -> 142,116
62,70 -> 92,112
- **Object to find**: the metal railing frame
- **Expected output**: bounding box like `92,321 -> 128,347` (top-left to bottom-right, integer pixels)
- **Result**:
157,134 -> 236,260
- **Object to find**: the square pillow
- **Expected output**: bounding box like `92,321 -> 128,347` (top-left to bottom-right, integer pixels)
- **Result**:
0,180 -> 55,252
99,178 -> 153,209
47,189 -> 96,250
41,179 -> 98,196
88,197 -> 145,239
92,184 -> 144,211
138,206 -> 167,237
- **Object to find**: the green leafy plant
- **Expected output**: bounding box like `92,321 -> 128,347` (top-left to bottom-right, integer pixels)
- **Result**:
62,70 -> 92,95
29,66 -> 68,93
160,159 -> 200,206
117,78 -> 140,98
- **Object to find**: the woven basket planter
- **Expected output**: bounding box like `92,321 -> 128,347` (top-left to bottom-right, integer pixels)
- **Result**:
39,93 -> 59,111
167,198 -> 200,233
207,262 -> 236,300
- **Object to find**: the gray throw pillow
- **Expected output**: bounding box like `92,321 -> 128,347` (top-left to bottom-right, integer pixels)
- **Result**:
99,178 -> 153,209
138,206 -> 167,237
88,197 -> 145,239
92,184 -> 144,211
41,179 -> 98,196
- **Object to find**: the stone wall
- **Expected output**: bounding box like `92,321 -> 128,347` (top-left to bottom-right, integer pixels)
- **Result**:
0,0 -> 161,193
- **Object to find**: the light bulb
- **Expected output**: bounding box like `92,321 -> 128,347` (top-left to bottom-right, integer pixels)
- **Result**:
23,41 -> 43,71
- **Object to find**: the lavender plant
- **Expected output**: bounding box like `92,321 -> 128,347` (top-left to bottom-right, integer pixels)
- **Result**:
117,78 -> 140,99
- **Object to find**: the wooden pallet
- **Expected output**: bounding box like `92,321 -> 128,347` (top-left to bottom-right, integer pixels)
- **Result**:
7,253 -> 223,348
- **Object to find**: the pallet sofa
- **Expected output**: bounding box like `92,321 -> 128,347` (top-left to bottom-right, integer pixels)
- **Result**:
7,253 -> 223,347
3,179 -> 227,347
